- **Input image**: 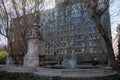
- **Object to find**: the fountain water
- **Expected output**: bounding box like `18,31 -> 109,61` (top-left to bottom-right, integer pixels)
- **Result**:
68,50 -> 77,69
6,52 -> 13,65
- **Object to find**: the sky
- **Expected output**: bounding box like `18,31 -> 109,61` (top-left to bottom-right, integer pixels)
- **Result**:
109,0 -> 120,38
0,0 -> 120,45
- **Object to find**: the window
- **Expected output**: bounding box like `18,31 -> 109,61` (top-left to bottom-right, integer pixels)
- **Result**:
84,11 -> 91,21
89,33 -> 93,40
71,5 -> 81,18
71,0 -> 79,3
60,15 -> 64,21
66,16 -> 70,22
87,21 -> 95,27
72,18 -> 80,24
89,40 -> 96,46
78,35 -> 83,40
88,27 -> 95,33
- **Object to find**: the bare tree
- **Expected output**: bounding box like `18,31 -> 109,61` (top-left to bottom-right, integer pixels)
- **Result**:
11,0 -> 45,64
83,0 -> 117,69
0,0 -> 45,64
0,0 -> 14,56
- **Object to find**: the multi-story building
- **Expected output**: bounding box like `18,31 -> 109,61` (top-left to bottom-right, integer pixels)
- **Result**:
112,24 -> 120,61
40,0 -> 111,63
8,0 -> 112,64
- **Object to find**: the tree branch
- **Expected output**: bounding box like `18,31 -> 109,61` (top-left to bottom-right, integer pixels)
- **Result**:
98,0 -> 109,17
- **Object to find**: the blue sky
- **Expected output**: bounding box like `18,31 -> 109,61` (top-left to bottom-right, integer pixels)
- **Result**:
110,0 -> 120,38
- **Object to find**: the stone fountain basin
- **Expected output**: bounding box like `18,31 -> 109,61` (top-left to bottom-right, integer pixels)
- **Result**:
35,65 -> 117,78
51,65 -> 102,69
0,65 -> 117,78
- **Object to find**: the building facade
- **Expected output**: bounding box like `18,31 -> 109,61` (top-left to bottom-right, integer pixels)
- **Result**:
112,24 -> 120,61
40,0 -> 111,63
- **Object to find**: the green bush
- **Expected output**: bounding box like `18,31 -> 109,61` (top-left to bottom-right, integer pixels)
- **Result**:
0,58 -> 6,64
92,61 -> 98,66
51,76 -> 61,80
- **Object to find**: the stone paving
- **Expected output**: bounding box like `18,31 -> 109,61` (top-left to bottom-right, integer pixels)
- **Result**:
0,65 -> 35,73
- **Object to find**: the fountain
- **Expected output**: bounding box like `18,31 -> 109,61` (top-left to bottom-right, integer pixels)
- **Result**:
60,41 -> 77,68
35,44 -> 117,78
0,12 -> 117,80
0,30 -> 117,78
68,50 -> 77,69
35,40 -> 116,78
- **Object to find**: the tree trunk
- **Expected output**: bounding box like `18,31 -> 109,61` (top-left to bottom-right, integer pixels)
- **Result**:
102,32 -> 118,69
94,17 -> 118,69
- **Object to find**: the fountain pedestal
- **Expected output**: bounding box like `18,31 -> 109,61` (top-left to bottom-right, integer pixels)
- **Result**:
24,39 -> 39,67
23,24 -> 41,67
23,23 -> 43,67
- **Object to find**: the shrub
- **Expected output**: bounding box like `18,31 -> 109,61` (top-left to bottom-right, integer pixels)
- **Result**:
0,51 -> 7,58
92,61 -> 98,66
0,72 -> 36,80
0,58 -> 6,64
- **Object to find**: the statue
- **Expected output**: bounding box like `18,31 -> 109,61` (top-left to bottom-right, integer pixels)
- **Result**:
23,11 -> 43,67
